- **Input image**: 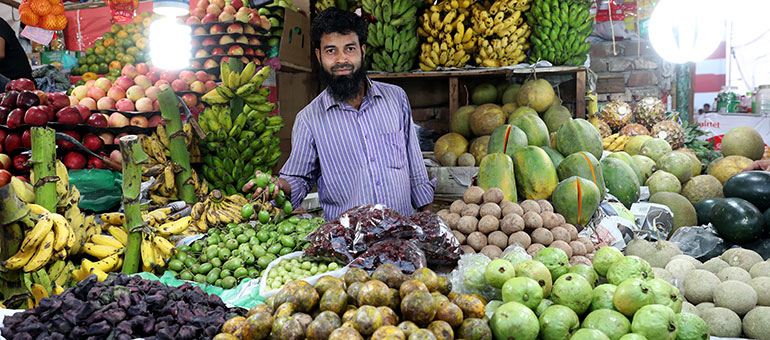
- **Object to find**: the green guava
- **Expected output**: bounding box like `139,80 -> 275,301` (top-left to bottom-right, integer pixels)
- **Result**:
489,301 -> 540,340
630,304 -> 678,340
571,328 -> 610,340
613,278 -> 653,317
464,266 -> 488,291
550,273 -> 593,315
593,247 -> 624,277
582,309 -> 631,340
618,334 -> 648,340
646,278 -> 682,313
675,312 -> 709,340
486,259 -> 517,289
538,305 -> 580,340
514,260 -> 553,298
569,264 -> 599,288
591,284 -> 618,311
504,251 -> 531,267
535,299 -> 554,316
533,247 -> 570,280
606,256 -> 653,285
502,277 -> 543,310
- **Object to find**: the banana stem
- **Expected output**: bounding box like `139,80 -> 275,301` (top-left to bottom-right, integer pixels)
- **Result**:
119,135 -> 149,274
228,58 -> 244,122
30,127 -> 57,212
158,89 -> 196,205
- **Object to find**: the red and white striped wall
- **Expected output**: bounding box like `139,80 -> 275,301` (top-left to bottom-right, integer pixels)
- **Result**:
693,41 -> 727,112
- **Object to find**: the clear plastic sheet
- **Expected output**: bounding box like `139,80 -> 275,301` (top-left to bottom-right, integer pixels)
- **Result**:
303,222 -> 357,263
349,239 -> 427,274
410,211 -> 462,266
668,224 -> 729,262
338,205 -> 423,252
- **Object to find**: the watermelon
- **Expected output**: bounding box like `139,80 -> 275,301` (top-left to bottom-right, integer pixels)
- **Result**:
600,157 -> 640,208
511,114 -> 550,147
513,146 -> 559,200
488,124 -> 529,160
478,153 -> 518,202
555,119 -> 603,160
541,146 -> 565,169
694,198 -> 722,226
557,152 -> 606,200
722,171 -> 770,211
552,176 -> 602,226
711,198 -> 765,245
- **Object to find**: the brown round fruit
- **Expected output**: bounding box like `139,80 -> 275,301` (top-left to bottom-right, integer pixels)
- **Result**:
541,211 -> 560,229
481,245 -> 503,259
401,291 -> 437,326
443,213 -> 461,229
564,223 -> 578,240
461,203 -> 480,217
509,231 -> 532,248
520,200 -> 541,214
527,243 -> 546,256
482,188 -> 505,204
501,214 -> 525,235
502,202 -> 524,216
550,227 -> 570,242
461,245 -> 476,254
488,231 -> 508,249
372,263 -> 407,289
531,228 -> 553,245
457,216 -> 479,234
479,202 -> 502,218
523,211 -> 544,229
464,186 -> 485,204
550,240 -> 573,258
467,232 -> 488,251
450,200 -> 466,214
452,230 -> 466,244
478,215 -> 500,234
536,200 -> 553,212
569,241 -> 587,256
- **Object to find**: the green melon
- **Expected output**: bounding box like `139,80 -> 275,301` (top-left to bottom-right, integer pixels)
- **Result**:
624,135 -> 653,156
543,105 -> 573,134
601,157 -> 640,208
502,84 -> 522,104
471,104 -> 506,136
721,126 -> 765,160
606,152 -> 644,184
434,133 -> 469,162
631,155 -> 655,183
488,124 -> 529,160
469,135 -> 491,166
552,176 -> 602,226
508,106 -> 539,123
541,146 -> 565,169
646,170 -> 681,196
478,153 -> 517,202
680,175 -> 723,205
472,83 -> 498,105
511,114 -> 550,147
450,105 -> 477,139
649,192 -> 698,233
555,119 -> 604,161
514,146 -> 559,200
517,79 -> 555,113
640,138 -> 672,162
557,152 -> 606,200
656,151 -> 693,183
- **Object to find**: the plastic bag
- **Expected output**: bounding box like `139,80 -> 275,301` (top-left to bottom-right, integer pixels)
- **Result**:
258,251 -> 349,298
349,239 -> 427,274
410,211 -> 462,266
68,169 -> 122,212
669,225 -> 729,262
339,205 -> 423,252
303,222 -> 357,263
448,253 -> 499,302
630,203 -> 675,241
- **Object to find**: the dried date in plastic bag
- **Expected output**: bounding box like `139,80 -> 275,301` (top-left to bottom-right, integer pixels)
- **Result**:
303,222 -> 357,263
338,204 -> 423,252
349,239 -> 427,274
410,211 -> 462,266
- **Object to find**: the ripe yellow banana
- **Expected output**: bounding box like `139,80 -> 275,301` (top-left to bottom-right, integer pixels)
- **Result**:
91,253 -> 121,272
28,204 -> 50,215
48,213 -> 71,252
90,267 -> 109,281
100,212 -> 126,226
30,283 -> 48,306
90,235 -> 125,250
158,216 -> 191,236
70,266 -> 88,282
21,214 -> 54,252
107,226 -> 128,246
141,234 -> 156,269
52,284 -> 64,295
83,243 -> 121,259
152,236 -> 176,257
3,246 -> 35,270
24,231 -> 55,272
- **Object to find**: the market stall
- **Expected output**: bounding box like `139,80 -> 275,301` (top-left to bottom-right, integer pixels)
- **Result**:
1,0 -> 770,338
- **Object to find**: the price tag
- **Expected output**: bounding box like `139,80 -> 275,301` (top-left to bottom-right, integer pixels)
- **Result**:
20,26 -> 54,46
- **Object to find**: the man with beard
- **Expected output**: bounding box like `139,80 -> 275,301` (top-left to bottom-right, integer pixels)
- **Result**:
244,7 -> 434,220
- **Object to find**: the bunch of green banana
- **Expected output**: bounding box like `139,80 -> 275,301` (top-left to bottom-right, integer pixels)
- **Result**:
200,62 -> 272,106
22,263 -> 70,308
527,0 -> 593,66
315,0 -> 360,13
364,0 -> 420,72
471,0 -> 532,67
417,0 -> 475,71
198,63 -> 283,196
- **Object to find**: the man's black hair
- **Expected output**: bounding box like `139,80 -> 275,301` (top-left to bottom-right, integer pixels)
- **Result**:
310,7 -> 368,51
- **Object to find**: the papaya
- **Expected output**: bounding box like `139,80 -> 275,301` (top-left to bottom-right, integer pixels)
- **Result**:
600,157 -> 640,208
552,176 -> 602,226
487,124 -> 529,160
557,152 -> 606,200
478,153 -> 517,202
510,114 -> 550,147
606,152 -> 643,184
555,119 -> 603,160
541,146 -> 565,169
513,146 -> 559,200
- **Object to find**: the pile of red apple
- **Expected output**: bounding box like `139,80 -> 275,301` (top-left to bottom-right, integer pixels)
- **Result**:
69,63 -> 215,114
186,0 -> 271,30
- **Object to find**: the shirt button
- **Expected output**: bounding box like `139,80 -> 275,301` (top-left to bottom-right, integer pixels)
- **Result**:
370,156 -> 375,162
376,181 -> 381,185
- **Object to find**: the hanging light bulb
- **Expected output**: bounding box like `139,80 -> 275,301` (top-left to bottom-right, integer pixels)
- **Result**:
149,16 -> 192,70
649,0 -> 725,64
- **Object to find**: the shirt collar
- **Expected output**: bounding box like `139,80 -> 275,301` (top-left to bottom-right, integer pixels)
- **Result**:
322,77 -> 384,111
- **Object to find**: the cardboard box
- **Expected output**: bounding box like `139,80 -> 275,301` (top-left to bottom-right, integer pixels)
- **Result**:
279,8 -> 312,72
427,166 -> 479,198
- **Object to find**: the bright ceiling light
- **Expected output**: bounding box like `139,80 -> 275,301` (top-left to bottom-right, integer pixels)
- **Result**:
649,0 -> 725,64
153,0 -> 189,17
149,17 -> 191,70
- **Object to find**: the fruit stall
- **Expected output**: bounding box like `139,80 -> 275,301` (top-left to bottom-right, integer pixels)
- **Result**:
2,0 -> 770,338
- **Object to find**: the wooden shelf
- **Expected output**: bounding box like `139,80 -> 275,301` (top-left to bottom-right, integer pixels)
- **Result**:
369,65 -> 588,120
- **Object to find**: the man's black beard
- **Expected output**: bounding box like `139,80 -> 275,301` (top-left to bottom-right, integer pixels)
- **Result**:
320,62 -> 368,103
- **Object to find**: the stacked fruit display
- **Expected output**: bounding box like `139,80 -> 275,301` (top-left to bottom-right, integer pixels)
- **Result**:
417,0 -> 475,71
71,12 -> 154,77
526,0 -> 592,66
363,0 -> 420,72
216,265 -> 492,340
471,0 -> 532,67
626,241 -> 770,339
84,207 -> 195,278
186,189 -> 250,234
198,63 -> 283,195
18,0 -> 67,31
264,258 -> 341,290
439,186 -> 599,263
166,216 -> 321,289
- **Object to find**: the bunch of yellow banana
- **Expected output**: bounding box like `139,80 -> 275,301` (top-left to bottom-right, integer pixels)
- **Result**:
417,0 -> 475,71
71,231 -> 125,282
201,62 -> 271,107
143,122 -> 201,163
100,207 -> 188,233
188,189 -> 248,234
471,0 -> 532,67
3,210 -> 75,272
23,265 -> 69,308
603,133 -> 632,151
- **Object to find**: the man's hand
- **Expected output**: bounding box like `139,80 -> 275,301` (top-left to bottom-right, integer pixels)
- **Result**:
419,204 -> 433,213
242,171 -> 291,199
743,160 -> 770,172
